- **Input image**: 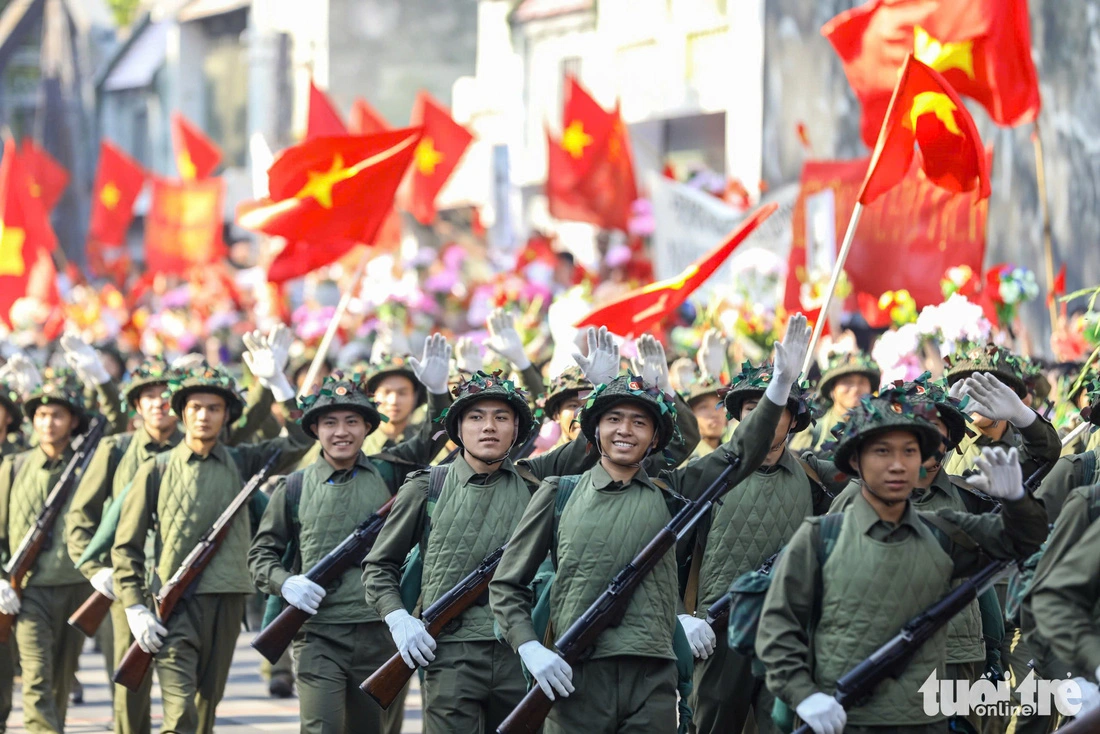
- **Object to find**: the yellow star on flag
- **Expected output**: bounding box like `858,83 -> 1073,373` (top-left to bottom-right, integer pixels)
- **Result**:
177,151 -> 197,180
561,120 -> 593,159
294,154 -> 360,209
0,224 -> 26,277
904,92 -> 963,136
414,138 -> 444,176
100,181 -> 121,210
913,26 -> 976,80
27,178 -> 41,198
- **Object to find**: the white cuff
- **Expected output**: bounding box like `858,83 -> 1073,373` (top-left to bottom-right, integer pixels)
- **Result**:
764,379 -> 792,407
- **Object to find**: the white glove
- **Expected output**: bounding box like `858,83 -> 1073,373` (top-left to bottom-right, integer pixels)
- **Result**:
125,604 -> 167,654
243,324 -> 294,401
170,353 -> 206,371
767,314 -> 811,406
61,335 -> 110,386
385,609 -> 436,668
0,585 -> 20,615
958,373 -> 1036,428
409,333 -> 452,396
0,352 -> 41,396
631,335 -> 672,394
454,337 -> 483,374
91,567 -> 116,600
572,326 -> 620,387
518,640 -> 574,700
697,329 -> 728,381
486,308 -> 532,370
678,613 -> 717,659
281,575 -> 326,615
795,692 -> 847,734
968,447 -> 1025,501
1057,677 -> 1100,717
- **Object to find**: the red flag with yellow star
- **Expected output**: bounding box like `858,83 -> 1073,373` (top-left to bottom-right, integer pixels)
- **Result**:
559,75 -> 615,185
20,138 -> 69,212
170,112 -> 222,180
858,54 -> 989,205
576,203 -> 778,337
307,80 -> 348,139
350,97 -> 390,135
88,140 -> 146,247
144,177 -> 226,274
824,0 -> 1040,147
405,91 -> 473,224
236,127 -> 421,246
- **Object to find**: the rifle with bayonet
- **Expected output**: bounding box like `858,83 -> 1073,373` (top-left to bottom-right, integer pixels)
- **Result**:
113,450 -> 281,691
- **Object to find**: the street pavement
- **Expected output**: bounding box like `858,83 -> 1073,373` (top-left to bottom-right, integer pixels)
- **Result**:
8,632 -> 425,732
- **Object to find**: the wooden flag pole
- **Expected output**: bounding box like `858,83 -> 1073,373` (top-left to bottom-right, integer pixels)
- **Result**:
1031,120 -> 1059,331
297,254 -> 370,398
801,202 -> 865,375
1061,419 -> 1091,449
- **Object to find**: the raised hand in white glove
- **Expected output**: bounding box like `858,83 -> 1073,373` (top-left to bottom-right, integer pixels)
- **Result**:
518,640 -> 574,700
767,314 -> 811,406
795,692 -> 847,734
61,335 -> 111,386
243,325 -> 295,401
281,575 -> 326,615
170,353 -> 206,372
125,604 -> 167,654
0,585 -> 20,615
572,326 -> 620,388
968,447 -> 1025,501
409,333 -> 452,396
697,329 -> 729,381
0,353 -> 41,396
959,373 -> 1036,428
632,335 -> 672,394
454,337 -> 483,374
486,308 -> 532,370
678,614 -> 717,659
91,567 -> 115,600
1057,677 -> 1100,717
385,609 -> 436,668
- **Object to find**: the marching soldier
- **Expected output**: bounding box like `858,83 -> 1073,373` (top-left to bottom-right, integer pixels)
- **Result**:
540,367 -> 589,450
0,375 -> 23,733
681,377 -> 732,461
1036,381 -> 1100,521
756,388 -> 1048,734
789,351 -> 880,455
489,315 -> 811,733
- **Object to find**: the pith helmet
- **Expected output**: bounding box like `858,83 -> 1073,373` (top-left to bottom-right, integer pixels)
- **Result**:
24,367 -> 90,434
721,361 -> 813,434
298,371 -> 386,439
441,371 -> 536,448
579,373 -> 679,452
945,343 -> 1028,399
831,387 -> 943,476
167,363 -> 245,424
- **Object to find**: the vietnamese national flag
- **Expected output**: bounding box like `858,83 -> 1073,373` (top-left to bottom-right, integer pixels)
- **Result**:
350,97 -> 390,135
576,203 -> 778,337
307,80 -> 348,139
559,75 -> 616,184
405,91 -> 473,225
858,54 -> 989,205
20,138 -> 69,211
144,177 -> 226,274
88,140 -> 146,247
170,112 -> 222,180
823,0 -> 1040,147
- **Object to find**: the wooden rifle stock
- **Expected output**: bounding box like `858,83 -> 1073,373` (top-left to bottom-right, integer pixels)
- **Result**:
68,590 -> 114,637
362,544 -> 507,708
251,496 -> 397,664
112,451 -> 281,691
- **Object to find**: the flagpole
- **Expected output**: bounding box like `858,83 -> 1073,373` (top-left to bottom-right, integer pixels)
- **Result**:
1061,420 -> 1091,449
801,202 -> 864,375
1031,120 -> 1058,331
297,253 -> 369,397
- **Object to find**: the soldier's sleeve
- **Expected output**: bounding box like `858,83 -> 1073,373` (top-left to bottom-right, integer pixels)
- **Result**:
0,457 -> 12,573
652,392 -> 701,471
826,479 -> 860,514
112,459 -> 157,609
490,477 -> 558,651
66,436 -> 119,578
929,492 -> 1049,578
1030,489 -> 1100,675
226,383 -> 276,446
663,395 -> 782,500
384,390 -> 453,467
518,363 -> 546,403
518,431 -> 592,480
1015,413 -> 1061,480
95,380 -> 129,435
248,477 -> 293,597
1035,455 -> 1079,524
756,520 -> 822,709
233,399 -> 316,477
362,473 -> 430,619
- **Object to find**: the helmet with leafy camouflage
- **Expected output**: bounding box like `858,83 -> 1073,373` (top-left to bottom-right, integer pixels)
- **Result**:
167,363 -> 245,424
542,366 -> 592,419
579,374 -> 679,452
1083,379 -> 1100,427
24,367 -> 90,434
123,357 -> 174,411
441,371 -> 536,448
944,343 -> 1027,399
682,377 -> 723,410
831,387 -> 943,476
298,371 -> 386,439
721,361 -> 813,434
1019,356 -> 1051,403
0,380 -> 21,432
365,354 -> 425,407
889,371 -> 971,451
818,351 -> 881,400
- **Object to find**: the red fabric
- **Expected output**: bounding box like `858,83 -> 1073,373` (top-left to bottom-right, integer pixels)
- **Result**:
823,0 -> 1040,147
170,113 -> 222,180
576,203 -> 779,337
858,55 -> 989,204
1048,263 -> 1066,308
144,177 -> 226,274
784,154 -> 990,316
405,91 -> 474,225
19,138 -> 69,211
307,80 -> 348,139
88,140 -> 146,247
350,97 -> 390,135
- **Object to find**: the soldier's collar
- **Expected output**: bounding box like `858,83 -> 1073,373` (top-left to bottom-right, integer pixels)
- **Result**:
589,461 -> 658,492
181,441 -> 230,463
140,426 -> 183,450
851,489 -> 922,534
318,452 -> 375,481
33,443 -> 73,468
453,451 -> 520,484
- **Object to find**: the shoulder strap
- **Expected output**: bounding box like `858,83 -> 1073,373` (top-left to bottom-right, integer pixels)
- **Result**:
1080,450 -> 1099,487
10,451 -> 29,484
814,513 -> 844,566
419,465 -> 450,554
112,433 -> 133,462
516,463 -> 542,494
1086,484 -> 1100,524
550,475 -> 583,567
917,512 -> 978,555
285,471 -> 304,534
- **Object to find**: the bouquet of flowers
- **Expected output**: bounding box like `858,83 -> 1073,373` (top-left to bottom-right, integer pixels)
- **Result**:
916,293 -> 992,356
876,289 -> 918,328
984,264 -> 1040,326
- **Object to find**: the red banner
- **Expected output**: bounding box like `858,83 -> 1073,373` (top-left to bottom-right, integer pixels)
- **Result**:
784,155 -> 989,315
145,178 -> 226,274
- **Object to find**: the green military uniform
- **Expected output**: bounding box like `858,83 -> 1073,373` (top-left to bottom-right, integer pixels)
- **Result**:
491,374 -> 785,734
0,381 -> 23,734
111,365 -> 313,734
0,370 -> 96,733
788,351 -> 880,456
249,372 -> 449,734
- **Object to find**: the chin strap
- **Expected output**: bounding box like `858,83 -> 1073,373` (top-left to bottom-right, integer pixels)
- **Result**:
859,478 -> 906,507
